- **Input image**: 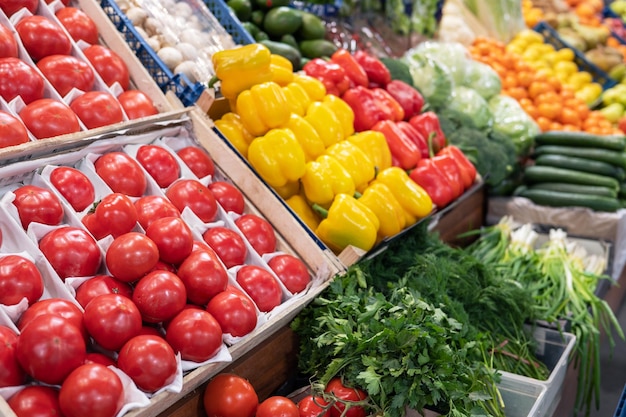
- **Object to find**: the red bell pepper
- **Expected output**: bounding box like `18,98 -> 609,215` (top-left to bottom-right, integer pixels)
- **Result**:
303,58 -> 350,96
396,121 -> 428,159
372,120 -> 421,170
353,50 -> 391,87
371,88 -> 404,122
342,86 -> 394,132
431,153 -> 464,199
437,145 -> 477,190
408,112 -> 447,155
409,158 -> 455,208
330,49 -> 368,89
385,80 -> 424,121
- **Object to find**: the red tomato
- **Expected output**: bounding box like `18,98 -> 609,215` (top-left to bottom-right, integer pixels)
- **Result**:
37,54 -> 95,97
83,192 -> 138,240
7,386 -> 63,417
59,363 -> 124,417
75,274 -> 133,309
94,151 -> 147,197
166,179 -> 218,223
105,232 -> 159,283
324,378 -> 368,417
191,239 -> 211,253
202,226 -> 247,268
236,265 -> 282,312
149,260 -> 177,273
0,57 -> 44,104
206,287 -> 257,337
39,226 -> 101,280
15,15 -> 71,62
117,334 -> 178,392
145,216 -> 193,265
176,146 -> 215,178
176,246 -> 228,305
268,254 -> 311,294
70,91 -> 125,129
0,325 -> 26,387
0,24 -> 17,58
0,0 -> 38,17
49,166 -> 95,212
19,98 -> 81,139
16,314 -> 86,385
298,395 -> 331,417
235,213 -> 276,255
132,270 -> 187,323
12,184 -> 63,229
84,352 -> 116,367
84,293 -> 142,351
47,0 -> 71,5
134,195 -> 181,230
117,90 -> 159,120
258,396 -> 300,417
17,298 -> 87,340
136,144 -> 180,188
55,7 -> 98,45
165,308 -> 223,362
208,181 -> 245,214
0,255 -> 43,306
203,373 -> 259,417
137,324 -> 164,338
83,45 -> 130,90
0,111 -> 29,149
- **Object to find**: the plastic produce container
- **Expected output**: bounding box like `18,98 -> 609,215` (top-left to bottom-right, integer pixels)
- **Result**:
614,384 -> 626,417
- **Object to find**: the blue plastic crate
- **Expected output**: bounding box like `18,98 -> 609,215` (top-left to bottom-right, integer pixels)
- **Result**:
615,384 -> 626,417
203,0 -> 255,44
99,0 -> 205,106
533,21 -> 618,90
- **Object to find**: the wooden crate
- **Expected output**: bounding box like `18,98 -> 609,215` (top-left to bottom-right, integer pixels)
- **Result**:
0,107 -> 341,417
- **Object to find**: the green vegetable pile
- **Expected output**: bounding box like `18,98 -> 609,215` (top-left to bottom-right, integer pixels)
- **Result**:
465,217 -> 624,417
293,222 -> 550,417
226,0 -> 337,69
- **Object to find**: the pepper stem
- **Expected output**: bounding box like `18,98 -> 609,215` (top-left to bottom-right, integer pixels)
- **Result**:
312,203 -> 329,219
208,75 -> 220,88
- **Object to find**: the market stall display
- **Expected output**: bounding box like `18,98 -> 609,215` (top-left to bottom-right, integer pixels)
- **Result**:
0,0 -> 625,416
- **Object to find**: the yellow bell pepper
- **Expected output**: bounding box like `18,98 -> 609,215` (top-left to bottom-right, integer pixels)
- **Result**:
314,193 -> 379,253
286,192 -> 321,231
358,182 -> 406,238
214,112 -> 254,158
324,141 -> 375,192
282,82 -> 311,117
304,102 -> 343,148
211,44 -> 273,100
247,128 -> 306,188
283,113 -> 325,162
347,131 -> 392,174
237,81 -> 290,137
274,180 -> 300,200
301,154 -> 355,208
373,167 -> 433,226
270,54 -> 294,86
322,94 -> 355,138
292,73 -> 326,102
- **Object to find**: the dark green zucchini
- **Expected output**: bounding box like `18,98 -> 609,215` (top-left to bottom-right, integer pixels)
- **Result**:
533,145 -> 626,169
523,165 -> 619,190
528,182 -> 617,198
514,186 -> 621,212
534,131 -> 625,151
534,154 -> 625,180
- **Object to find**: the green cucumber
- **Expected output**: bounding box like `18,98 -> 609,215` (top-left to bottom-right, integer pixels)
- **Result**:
534,131 -> 626,151
514,186 -> 621,212
533,145 -> 626,169
534,154 -> 625,180
259,39 -> 301,70
262,6 -> 302,38
298,39 -> 338,59
528,182 -> 618,198
296,12 -> 326,40
523,165 -> 619,190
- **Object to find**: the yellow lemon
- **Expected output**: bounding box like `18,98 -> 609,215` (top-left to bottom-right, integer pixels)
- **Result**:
554,61 -> 578,76
555,48 -> 575,62
567,71 -> 593,90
